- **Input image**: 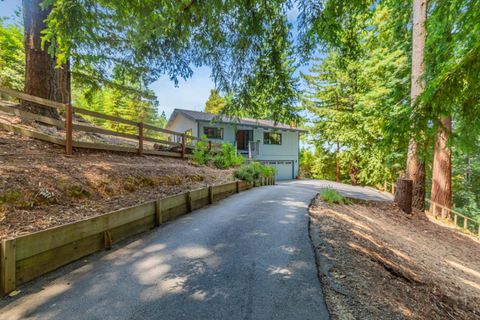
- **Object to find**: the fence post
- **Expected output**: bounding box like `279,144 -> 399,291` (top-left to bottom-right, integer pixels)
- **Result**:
186,191 -> 192,212
454,213 -> 458,227
138,122 -> 144,155
464,217 -> 468,230
1,239 -> 16,296
155,200 -> 162,227
208,140 -> 212,151
208,186 -> 214,204
236,181 -> 240,193
181,134 -> 186,159
65,103 -> 73,156
431,202 -> 436,216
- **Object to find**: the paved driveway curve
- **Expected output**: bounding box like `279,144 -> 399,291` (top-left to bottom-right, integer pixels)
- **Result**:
0,180 -> 391,320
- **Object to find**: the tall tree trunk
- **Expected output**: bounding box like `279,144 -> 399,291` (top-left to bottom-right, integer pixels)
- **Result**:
335,142 -> 340,182
22,0 -> 69,119
349,166 -> 359,186
430,116 -> 452,217
405,0 -> 427,211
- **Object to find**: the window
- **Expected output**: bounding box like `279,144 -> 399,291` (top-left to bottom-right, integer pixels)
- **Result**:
263,132 -> 282,145
203,127 -> 223,139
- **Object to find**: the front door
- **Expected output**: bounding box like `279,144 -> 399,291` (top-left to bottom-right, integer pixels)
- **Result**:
236,130 -> 253,151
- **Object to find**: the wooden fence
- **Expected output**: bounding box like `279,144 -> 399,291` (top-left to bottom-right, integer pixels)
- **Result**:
425,199 -> 480,237
0,178 -> 275,296
383,180 -> 480,237
0,87 -> 221,157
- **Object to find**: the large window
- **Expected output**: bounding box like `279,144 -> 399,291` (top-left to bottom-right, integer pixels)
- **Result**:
263,132 -> 282,145
203,127 -> 223,139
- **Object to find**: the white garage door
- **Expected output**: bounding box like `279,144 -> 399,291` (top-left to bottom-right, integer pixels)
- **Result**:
263,161 -> 293,180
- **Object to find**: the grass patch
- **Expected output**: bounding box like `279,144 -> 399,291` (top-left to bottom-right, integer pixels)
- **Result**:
319,188 -> 351,205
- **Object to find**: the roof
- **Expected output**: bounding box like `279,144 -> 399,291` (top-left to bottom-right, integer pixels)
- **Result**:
167,108 -> 307,132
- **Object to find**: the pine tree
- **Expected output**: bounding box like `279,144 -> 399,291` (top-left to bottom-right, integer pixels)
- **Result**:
204,90 -> 225,114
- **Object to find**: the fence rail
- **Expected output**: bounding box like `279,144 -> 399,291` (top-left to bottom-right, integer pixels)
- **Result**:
425,199 -> 480,237
0,87 -> 222,157
383,180 -> 479,237
0,177 -> 275,296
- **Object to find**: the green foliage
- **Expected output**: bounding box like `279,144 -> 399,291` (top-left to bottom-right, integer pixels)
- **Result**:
42,0 -> 301,123
234,162 -> 275,183
213,143 -> 244,169
191,140 -> 211,166
71,65 -> 167,134
0,18 -> 24,91
302,5 -> 409,186
205,89 -> 225,114
319,188 -> 350,205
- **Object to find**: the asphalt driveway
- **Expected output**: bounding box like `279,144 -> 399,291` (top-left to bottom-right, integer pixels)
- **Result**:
0,180 -> 391,320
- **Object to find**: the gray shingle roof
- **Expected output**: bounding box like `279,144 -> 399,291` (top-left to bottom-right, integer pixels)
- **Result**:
168,108 -> 307,132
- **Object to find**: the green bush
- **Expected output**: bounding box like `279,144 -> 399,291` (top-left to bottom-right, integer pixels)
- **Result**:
234,162 -> 276,182
192,140 -> 211,165
319,188 -> 350,204
213,143 -> 244,169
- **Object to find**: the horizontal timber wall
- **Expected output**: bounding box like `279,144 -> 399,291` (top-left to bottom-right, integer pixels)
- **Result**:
0,178 -> 275,296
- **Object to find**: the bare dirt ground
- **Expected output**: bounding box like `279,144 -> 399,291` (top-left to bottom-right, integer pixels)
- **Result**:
0,128 -> 233,240
309,196 -> 480,320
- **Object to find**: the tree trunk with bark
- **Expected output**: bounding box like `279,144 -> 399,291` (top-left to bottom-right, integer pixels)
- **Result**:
430,116 -> 452,217
405,0 -> 427,211
335,142 -> 340,182
21,0 -> 69,119
394,178 -> 413,214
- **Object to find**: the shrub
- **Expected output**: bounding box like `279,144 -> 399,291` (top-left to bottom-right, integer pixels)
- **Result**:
213,143 -> 244,169
319,188 -> 350,204
234,162 -> 276,182
192,140 -> 211,165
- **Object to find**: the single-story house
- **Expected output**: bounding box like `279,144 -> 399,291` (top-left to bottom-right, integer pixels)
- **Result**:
165,109 -> 307,180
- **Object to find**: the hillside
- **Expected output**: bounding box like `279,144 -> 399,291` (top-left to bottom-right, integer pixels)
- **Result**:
309,197 -> 480,319
0,128 -> 234,240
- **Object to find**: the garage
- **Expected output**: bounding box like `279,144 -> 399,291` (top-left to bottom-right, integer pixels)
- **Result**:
262,161 -> 294,180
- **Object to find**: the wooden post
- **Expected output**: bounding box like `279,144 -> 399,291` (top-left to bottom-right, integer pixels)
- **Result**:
155,200 -> 162,226
394,178 -> 413,214
208,140 -> 212,151
464,217 -> 468,230
65,103 -> 73,156
138,122 -> 144,155
391,183 -> 395,195
181,134 -> 186,159
1,239 -> 16,295
454,213 -> 458,227
236,181 -> 240,193
431,202 -> 436,216
186,191 -> 192,212
384,181 -> 387,192
208,186 -> 213,204
104,231 -> 112,250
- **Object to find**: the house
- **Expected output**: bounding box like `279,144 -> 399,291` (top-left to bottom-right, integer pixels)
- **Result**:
165,109 -> 307,180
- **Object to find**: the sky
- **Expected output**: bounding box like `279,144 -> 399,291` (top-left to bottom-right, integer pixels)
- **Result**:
0,0 -> 311,120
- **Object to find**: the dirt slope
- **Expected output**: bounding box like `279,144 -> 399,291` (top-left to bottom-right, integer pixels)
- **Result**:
0,128 -> 234,240
309,197 -> 480,320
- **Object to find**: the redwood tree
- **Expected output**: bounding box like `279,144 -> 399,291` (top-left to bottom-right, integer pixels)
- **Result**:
22,0 -> 68,119
405,0 -> 427,211
430,117 -> 452,216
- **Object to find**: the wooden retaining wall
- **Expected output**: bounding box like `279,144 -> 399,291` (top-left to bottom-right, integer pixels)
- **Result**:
0,178 -> 274,296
